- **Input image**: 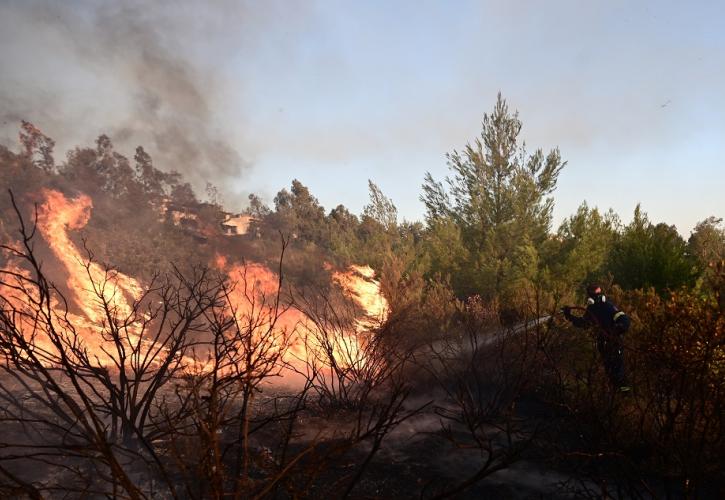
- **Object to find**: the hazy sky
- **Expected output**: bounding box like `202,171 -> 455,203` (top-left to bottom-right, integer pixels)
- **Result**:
1,0 -> 723,234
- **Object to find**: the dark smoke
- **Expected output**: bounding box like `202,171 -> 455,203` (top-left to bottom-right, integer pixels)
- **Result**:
0,0 -> 247,200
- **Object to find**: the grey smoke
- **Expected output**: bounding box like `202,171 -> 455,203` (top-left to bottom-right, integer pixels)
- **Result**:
0,0 -> 247,201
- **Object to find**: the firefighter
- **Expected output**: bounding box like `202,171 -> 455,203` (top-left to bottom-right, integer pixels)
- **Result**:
562,284 -> 631,393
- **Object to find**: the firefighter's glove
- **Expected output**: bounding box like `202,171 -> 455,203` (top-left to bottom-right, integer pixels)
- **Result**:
612,312 -> 630,335
561,306 -> 572,320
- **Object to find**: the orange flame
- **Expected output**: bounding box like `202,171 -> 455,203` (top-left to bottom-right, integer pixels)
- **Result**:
215,259 -> 389,376
2,189 -> 147,362
332,265 -> 388,327
37,189 -> 143,324
0,260 -> 66,355
4,189 -> 389,376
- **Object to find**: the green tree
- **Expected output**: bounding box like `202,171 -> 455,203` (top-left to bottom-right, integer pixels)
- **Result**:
354,180 -> 400,266
245,193 -> 271,218
272,179 -> 327,245
688,216 -> 725,300
421,217 -> 473,294
610,205 -> 696,293
551,203 -> 619,290
363,180 -> 398,231
134,146 -> 166,199
689,217 -> 725,268
327,204 -> 360,262
19,121 -> 55,173
94,135 -> 137,198
421,93 -> 565,301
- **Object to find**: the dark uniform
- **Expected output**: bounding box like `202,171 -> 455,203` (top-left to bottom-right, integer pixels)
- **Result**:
564,285 -> 631,391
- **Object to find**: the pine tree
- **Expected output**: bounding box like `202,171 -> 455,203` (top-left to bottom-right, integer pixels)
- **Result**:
421,94 -> 565,300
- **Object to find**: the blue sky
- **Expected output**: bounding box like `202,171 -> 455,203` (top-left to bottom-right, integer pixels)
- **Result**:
1,0 -> 723,234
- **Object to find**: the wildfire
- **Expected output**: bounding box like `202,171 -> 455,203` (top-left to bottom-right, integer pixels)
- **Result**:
214,254 -> 308,348
0,190 -> 146,362
332,265 -> 388,326
213,256 -> 388,372
3,189 -> 389,374
0,261 -> 68,355
0,189 -> 148,364
36,189 -> 143,324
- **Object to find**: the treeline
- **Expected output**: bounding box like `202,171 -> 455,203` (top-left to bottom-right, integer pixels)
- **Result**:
242,95 -> 724,317
0,122 -> 224,278
3,100 -> 722,317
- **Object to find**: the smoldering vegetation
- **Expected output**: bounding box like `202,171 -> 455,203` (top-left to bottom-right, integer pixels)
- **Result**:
1,98 -> 724,499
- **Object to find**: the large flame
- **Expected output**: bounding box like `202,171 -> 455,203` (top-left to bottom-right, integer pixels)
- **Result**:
3,190 -> 389,376
214,259 -> 389,375
332,265 -> 388,327
0,260 -> 69,355
214,254 -> 307,360
37,189 -> 143,324
0,190 -> 146,363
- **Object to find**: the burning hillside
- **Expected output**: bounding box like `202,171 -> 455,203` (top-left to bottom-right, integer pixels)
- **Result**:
37,189 -> 144,324
0,183 -> 412,498
14,188 -> 388,374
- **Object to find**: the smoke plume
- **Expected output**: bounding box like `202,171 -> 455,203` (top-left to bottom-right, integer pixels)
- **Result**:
0,0 -> 247,200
